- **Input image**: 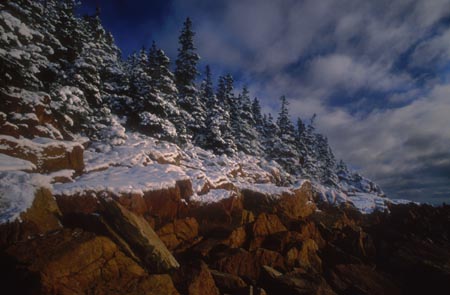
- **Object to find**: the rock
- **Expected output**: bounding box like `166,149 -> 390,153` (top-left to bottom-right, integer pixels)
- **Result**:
327,264 -> 400,295
56,192 -> 101,215
241,209 -> 255,224
210,269 -> 247,293
0,187 -> 61,247
101,199 -> 179,272
189,194 -> 244,236
285,239 -> 322,272
157,217 -> 199,251
1,229 -> 179,295
291,220 -> 326,248
261,231 -> 303,253
275,182 -> 316,222
250,213 -> 287,250
261,270 -> 336,295
143,179 -> 193,228
0,135 -> 84,174
172,260 -> 220,295
140,274 -> 180,295
226,226 -> 247,248
215,248 -> 286,282
241,182 -> 315,223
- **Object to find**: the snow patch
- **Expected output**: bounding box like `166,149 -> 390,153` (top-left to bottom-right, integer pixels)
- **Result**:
0,171 -> 52,223
0,154 -> 36,171
54,164 -> 189,197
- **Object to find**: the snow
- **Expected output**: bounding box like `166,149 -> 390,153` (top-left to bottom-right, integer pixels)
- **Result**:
238,183 -> 293,198
0,135 -> 83,155
54,164 -> 189,197
0,154 -> 36,171
0,171 -> 52,224
347,193 -> 388,214
190,189 -> 235,204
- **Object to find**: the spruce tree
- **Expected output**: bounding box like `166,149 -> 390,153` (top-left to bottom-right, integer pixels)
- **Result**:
252,97 -> 264,134
175,17 -> 199,96
174,18 -> 205,136
147,41 -> 188,144
231,87 -> 262,155
203,71 -> 236,155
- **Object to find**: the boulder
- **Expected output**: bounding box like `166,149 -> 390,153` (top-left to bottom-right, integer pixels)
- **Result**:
226,226 -> 247,248
261,267 -> 336,295
143,178 -> 193,228
56,192 -> 101,215
275,182 -> 316,221
0,187 -> 61,247
210,269 -> 247,293
285,239 -> 322,272
250,213 -> 287,250
1,229 -> 179,295
157,217 -> 199,251
215,248 -> 286,282
327,264 -> 400,295
172,260 -> 220,295
188,194 -> 244,236
0,135 -> 84,174
100,199 -> 179,272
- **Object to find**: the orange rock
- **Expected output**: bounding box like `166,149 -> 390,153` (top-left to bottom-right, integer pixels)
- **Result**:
0,136 -> 84,174
172,260 -> 220,295
226,226 -> 247,249
56,192 -> 100,215
275,183 -> 316,222
250,213 -> 287,250
101,199 -> 180,272
188,194 -> 244,235
157,217 -> 199,251
3,229 -> 179,295
215,248 -> 286,281
0,187 -> 61,247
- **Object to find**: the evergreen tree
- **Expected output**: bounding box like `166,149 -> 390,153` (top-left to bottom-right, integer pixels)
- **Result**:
252,97 -> 264,134
203,71 -> 236,155
315,134 -> 338,186
147,41 -> 188,144
269,96 -> 299,173
276,96 -> 296,138
295,117 -> 307,168
300,114 -> 319,179
175,17 -> 200,97
231,87 -> 262,155
174,17 -> 205,136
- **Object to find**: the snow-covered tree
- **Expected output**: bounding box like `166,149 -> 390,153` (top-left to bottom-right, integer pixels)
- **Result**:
202,73 -> 236,155
231,87 -> 262,155
174,17 -> 205,136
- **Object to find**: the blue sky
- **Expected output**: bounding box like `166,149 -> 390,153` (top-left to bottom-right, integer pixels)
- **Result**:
80,0 -> 450,204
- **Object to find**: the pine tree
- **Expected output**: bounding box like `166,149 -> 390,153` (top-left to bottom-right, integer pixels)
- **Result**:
174,17 -> 205,136
147,41 -> 188,144
175,17 -> 199,97
229,87 -> 262,155
252,97 -> 265,134
315,134 -> 338,186
277,96 -> 296,138
203,71 -> 236,155
300,114 -> 319,179
196,65 -> 214,146
295,117 -> 307,168
270,96 -> 299,173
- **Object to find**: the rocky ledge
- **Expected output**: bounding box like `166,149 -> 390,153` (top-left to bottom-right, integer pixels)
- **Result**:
0,181 -> 449,295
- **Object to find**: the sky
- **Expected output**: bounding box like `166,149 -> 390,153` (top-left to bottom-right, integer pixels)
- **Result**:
80,0 -> 450,204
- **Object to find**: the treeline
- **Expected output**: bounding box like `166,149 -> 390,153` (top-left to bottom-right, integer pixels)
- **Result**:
0,0 -> 355,186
